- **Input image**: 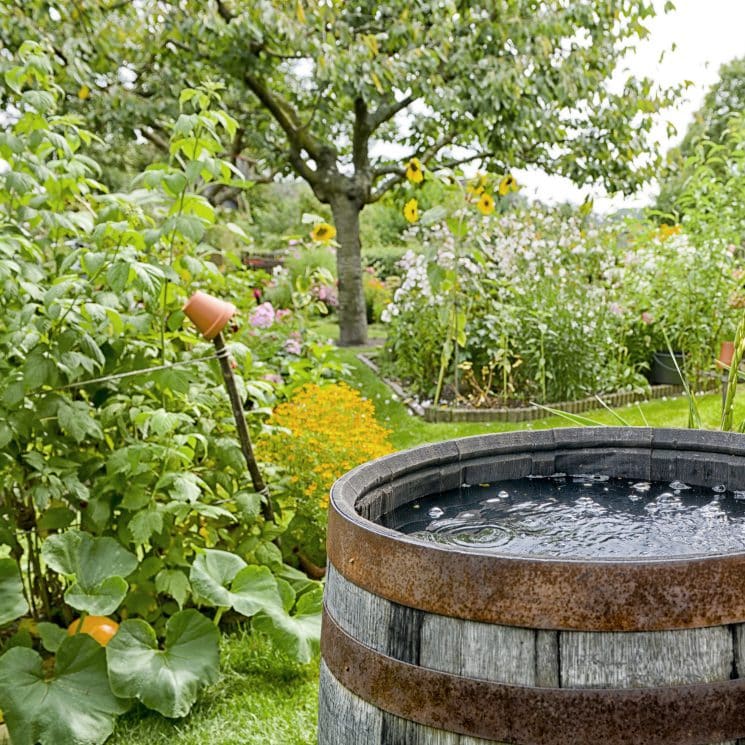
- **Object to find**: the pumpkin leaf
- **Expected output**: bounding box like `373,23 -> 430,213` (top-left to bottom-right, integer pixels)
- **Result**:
0,634 -> 130,745
252,586 -> 322,663
189,549 -> 283,616
42,530 -> 137,615
105,610 -> 219,718
0,559 -> 28,626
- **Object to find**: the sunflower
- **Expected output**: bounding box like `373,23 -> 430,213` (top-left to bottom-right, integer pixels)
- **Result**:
310,222 -> 336,242
498,173 -> 518,196
406,158 -> 424,184
403,198 -> 419,223
476,193 -> 495,215
467,172 -> 488,197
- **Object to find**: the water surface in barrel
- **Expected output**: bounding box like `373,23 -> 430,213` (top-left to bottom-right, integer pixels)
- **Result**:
379,474 -> 745,558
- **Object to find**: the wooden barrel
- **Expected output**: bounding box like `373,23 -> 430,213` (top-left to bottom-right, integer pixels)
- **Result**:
318,428 -> 745,745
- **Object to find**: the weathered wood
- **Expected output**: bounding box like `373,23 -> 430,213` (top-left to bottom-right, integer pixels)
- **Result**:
561,627 -> 738,745
318,660 -> 382,745
321,429 -> 745,744
559,627 -> 733,688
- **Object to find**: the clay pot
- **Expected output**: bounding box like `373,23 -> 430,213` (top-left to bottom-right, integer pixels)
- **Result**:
718,341 -> 735,369
182,291 -> 236,340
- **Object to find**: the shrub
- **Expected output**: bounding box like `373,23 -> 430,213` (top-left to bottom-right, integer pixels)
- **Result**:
259,383 -> 392,567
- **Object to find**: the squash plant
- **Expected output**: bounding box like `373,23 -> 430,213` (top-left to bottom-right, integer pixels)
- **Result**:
0,43 -> 325,744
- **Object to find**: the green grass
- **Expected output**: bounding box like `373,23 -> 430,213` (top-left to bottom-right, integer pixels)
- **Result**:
108,630 -> 318,745
112,338 -> 745,745
337,346 -> 745,450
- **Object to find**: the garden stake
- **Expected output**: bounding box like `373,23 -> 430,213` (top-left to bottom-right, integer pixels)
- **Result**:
212,331 -> 274,523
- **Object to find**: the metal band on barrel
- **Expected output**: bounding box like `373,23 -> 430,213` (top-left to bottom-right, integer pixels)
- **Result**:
322,609 -> 745,745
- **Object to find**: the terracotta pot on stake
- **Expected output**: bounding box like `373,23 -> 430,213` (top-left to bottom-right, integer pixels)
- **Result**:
182,291 -> 273,522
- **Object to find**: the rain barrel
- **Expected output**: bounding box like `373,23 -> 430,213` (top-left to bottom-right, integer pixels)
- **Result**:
318,428 -> 745,745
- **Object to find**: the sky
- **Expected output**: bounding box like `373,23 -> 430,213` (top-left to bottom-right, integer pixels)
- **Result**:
516,0 -> 745,212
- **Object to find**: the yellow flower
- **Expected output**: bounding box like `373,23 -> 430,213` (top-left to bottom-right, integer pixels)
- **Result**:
498,173 -> 518,196
310,222 -> 336,242
658,223 -> 681,241
77,85 -> 91,100
403,198 -> 419,223
406,158 -> 424,184
476,192 -> 495,215
467,172 -> 488,197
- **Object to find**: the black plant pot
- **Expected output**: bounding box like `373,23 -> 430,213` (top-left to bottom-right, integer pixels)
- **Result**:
650,350 -> 685,385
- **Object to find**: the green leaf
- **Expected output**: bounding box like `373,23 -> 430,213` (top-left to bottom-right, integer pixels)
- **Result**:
252,587 -> 322,663
36,622 -> 67,653
128,507 -> 164,545
106,610 -> 219,718
189,550 -> 282,616
0,559 -> 28,626
0,635 -> 130,745
65,576 -> 129,616
57,399 -> 103,443
42,531 -> 138,615
155,569 -> 191,609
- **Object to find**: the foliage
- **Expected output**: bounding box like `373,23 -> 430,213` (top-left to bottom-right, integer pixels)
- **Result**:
380,193 -> 741,405
657,56 -> 745,218
1,0 -> 681,345
259,383 -> 393,567
0,44 -> 330,745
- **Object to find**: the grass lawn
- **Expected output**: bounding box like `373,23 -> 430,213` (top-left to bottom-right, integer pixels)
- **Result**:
112,333 -> 745,745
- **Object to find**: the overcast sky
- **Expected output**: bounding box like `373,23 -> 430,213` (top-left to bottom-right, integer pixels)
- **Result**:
516,0 -> 745,212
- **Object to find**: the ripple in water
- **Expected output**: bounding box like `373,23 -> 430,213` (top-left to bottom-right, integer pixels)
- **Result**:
377,476 -> 745,558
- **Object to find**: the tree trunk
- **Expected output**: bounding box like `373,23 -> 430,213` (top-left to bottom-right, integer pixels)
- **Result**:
330,194 -> 368,346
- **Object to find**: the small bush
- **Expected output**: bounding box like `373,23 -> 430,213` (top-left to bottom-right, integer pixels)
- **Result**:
259,383 -> 392,567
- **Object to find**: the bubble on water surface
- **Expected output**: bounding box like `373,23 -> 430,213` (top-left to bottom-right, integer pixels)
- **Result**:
712,484 -> 726,493
670,480 -> 691,490
427,506 -> 444,518
632,482 -> 651,492
498,490 -> 509,498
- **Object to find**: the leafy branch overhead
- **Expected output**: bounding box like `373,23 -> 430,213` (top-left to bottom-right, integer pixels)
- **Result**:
1,1 -> 680,345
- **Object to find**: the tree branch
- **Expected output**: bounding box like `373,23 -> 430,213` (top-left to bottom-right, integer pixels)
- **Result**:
368,132 -> 457,202
244,71 -> 324,161
368,93 -> 417,131
215,0 -> 234,23
352,97 -> 370,174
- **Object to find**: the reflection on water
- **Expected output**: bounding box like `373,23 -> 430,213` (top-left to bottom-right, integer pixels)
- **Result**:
378,475 -> 745,558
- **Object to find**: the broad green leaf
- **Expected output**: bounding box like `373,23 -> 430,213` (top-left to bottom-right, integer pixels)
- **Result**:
0,559 -> 28,626
106,610 -> 219,718
42,531 -> 137,615
65,576 -> 128,616
189,549 -> 246,607
189,550 -> 283,616
0,635 -> 130,745
155,569 -> 191,609
36,622 -> 67,653
252,587 -> 322,663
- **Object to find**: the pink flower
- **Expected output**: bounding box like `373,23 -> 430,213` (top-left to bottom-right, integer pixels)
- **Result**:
249,301 -> 275,328
262,373 -> 283,385
641,312 -> 653,325
276,308 -> 292,321
284,337 -> 302,355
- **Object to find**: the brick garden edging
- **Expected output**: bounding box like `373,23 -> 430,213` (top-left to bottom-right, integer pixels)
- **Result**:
356,353 -> 684,423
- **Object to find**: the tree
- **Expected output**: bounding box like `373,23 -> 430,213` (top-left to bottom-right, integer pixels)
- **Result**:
1,0 -> 677,345
657,56 -> 745,217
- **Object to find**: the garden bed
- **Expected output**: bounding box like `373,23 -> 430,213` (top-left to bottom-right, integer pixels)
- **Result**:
422,384 -> 684,423
357,353 -> 684,422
